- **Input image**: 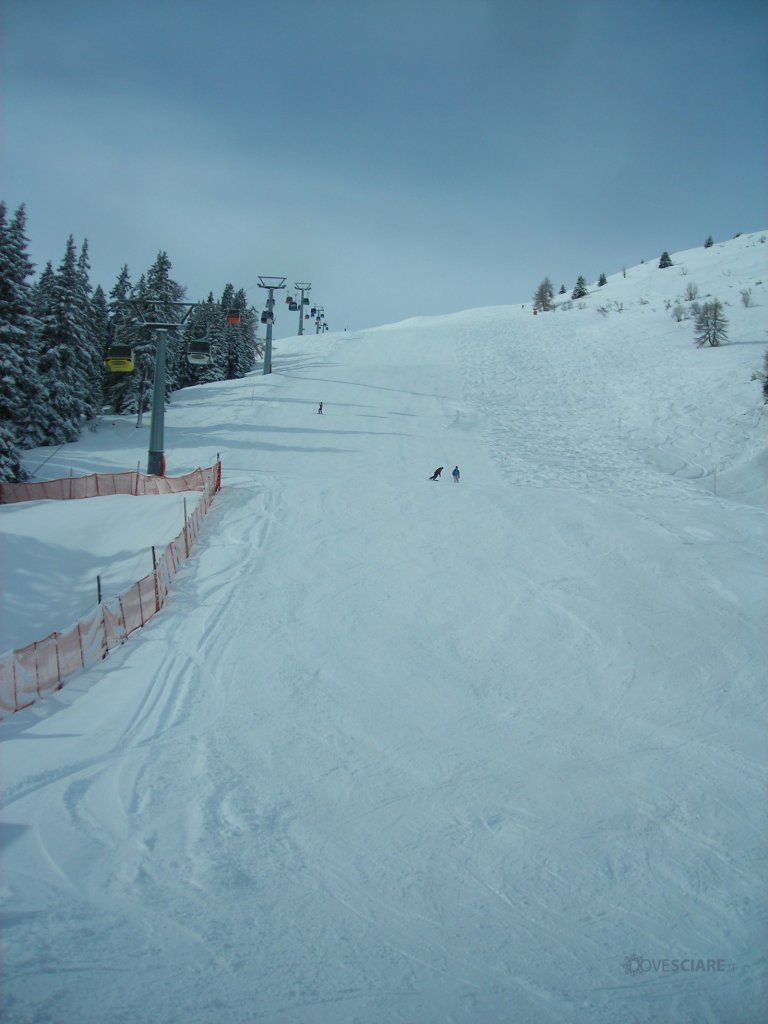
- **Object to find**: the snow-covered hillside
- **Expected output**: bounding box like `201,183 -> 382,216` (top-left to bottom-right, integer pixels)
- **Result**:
1,232 -> 766,1024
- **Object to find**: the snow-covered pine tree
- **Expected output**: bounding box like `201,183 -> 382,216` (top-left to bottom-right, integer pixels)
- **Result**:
694,300 -> 728,347
76,240 -> 104,423
90,285 -> 109,410
36,235 -> 91,443
116,272 -> 155,416
31,261 -> 55,318
183,295 -> 216,385
144,251 -> 187,400
571,275 -> 588,299
533,277 -> 555,312
228,287 -> 255,379
0,421 -> 27,482
704,235 -> 714,249
598,273 -> 607,287
658,251 -> 673,268
105,265 -> 139,414
0,203 -> 46,474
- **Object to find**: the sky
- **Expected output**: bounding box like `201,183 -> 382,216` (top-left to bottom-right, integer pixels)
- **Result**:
2,0 -> 767,331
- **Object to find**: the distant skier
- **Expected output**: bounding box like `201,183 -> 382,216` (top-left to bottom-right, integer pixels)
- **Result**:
452,466 -> 460,483
429,466 -> 444,481
317,402 -> 323,414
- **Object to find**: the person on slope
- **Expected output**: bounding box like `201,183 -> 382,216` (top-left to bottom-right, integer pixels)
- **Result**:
452,466 -> 460,483
429,466 -> 444,481
317,402 -> 323,414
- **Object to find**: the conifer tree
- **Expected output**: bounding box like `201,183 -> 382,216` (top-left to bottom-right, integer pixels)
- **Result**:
31,261 -> 55,318
36,235 -> 91,443
533,277 -> 555,312
105,265 -> 138,414
571,275 -> 588,300
76,239 -> 104,423
559,284 -> 566,295
184,294 -> 224,385
0,202 -> 46,473
0,422 -> 27,482
694,300 -> 728,347
658,251 -> 673,269
144,251 -> 187,400
704,235 -> 714,249
91,285 -> 109,406
598,273 -> 607,286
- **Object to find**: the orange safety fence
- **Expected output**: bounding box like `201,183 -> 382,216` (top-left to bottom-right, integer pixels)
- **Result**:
0,465 -> 219,503
0,463 -> 222,717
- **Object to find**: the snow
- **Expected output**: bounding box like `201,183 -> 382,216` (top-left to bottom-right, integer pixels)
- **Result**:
0,492 -> 201,652
2,231 -> 767,1023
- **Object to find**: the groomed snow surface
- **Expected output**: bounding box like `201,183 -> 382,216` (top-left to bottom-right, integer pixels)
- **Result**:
2,233 -> 767,1023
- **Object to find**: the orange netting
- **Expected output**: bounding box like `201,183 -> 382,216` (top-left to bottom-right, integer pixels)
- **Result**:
0,463 -> 222,716
0,465 -> 217,503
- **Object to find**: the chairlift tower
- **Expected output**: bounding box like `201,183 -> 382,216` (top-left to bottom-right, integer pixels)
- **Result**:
294,282 -> 311,336
127,300 -> 197,475
257,276 -> 286,374
314,306 -> 326,334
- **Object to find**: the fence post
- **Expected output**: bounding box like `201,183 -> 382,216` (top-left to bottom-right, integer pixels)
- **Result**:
97,575 -> 102,604
183,498 -> 190,557
76,622 -> 85,669
152,546 -> 160,613
54,633 -> 62,688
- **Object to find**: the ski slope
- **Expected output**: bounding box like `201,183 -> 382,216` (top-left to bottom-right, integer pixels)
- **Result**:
1,233 -> 766,1023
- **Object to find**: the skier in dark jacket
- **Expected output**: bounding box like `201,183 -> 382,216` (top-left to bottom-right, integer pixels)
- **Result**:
452,466 -> 460,482
429,466 -> 444,481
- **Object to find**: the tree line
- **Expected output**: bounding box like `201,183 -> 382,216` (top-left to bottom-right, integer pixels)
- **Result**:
0,202 -> 258,482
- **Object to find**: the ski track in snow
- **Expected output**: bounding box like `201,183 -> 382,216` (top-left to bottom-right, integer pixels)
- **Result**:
2,235 -> 767,1023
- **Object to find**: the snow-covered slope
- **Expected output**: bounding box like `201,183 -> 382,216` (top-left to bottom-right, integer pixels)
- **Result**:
1,232 -> 766,1024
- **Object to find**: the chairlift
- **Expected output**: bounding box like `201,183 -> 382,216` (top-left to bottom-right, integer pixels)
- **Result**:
225,309 -> 241,324
289,302 -> 299,311
286,296 -> 294,305
304,314 -> 310,320
310,307 -> 317,316
187,338 -> 211,366
105,343 -> 134,373
302,297 -> 310,305
260,311 -> 274,325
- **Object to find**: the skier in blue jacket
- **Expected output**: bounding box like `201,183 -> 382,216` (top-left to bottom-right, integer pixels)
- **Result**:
452,466 -> 460,482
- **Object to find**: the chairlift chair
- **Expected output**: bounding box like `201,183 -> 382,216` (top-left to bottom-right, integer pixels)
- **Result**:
187,338 -> 212,366
225,309 -> 241,324
302,297 -> 310,305
105,344 -> 134,373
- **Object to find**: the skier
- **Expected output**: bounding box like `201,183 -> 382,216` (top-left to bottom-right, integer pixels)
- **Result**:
429,466 -> 444,481
452,466 -> 460,483
317,402 -> 323,414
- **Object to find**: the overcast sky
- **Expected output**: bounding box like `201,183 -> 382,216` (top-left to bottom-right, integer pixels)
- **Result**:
2,0 -> 766,332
